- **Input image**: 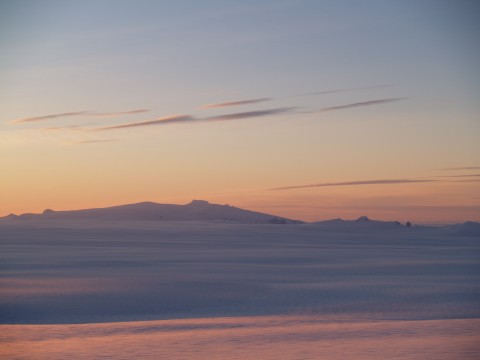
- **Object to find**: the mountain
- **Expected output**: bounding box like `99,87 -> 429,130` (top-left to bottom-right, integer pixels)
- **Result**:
4,200 -> 304,224
311,216 -> 406,230
310,216 -> 480,236
4,203 -> 478,231
439,221 -> 480,237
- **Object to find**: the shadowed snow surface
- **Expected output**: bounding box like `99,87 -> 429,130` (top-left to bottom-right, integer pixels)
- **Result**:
1,220 -> 479,359
1,220 -> 478,324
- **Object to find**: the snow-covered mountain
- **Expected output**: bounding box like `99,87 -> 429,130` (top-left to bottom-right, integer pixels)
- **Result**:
439,221 -> 480,237
4,200 -> 304,224
310,216 -> 480,236
3,203 -> 479,232
311,216 -> 406,230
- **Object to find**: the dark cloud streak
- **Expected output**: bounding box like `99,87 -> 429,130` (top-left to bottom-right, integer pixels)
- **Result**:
299,84 -> 391,97
11,112 -> 88,123
11,109 -> 149,124
204,107 -> 296,121
271,179 -> 439,191
42,125 -> 87,132
200,98 -> 271,109
90,107 -> 295,131
437,166 -> 480,171
88,109 -> 149,117
91,115 -> 194,131
450,179 -> 480,183
438,174 -> 480,178
72,139 -> 120,145
320,98 -> 404,112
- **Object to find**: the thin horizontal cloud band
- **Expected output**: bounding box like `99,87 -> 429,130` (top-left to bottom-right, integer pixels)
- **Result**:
8,80 -> 400,124
438,174 -> 480,178
299,84 -> 391,96
320,98 -> 404,112
13,93 -> 405,134
90,97 -> 399,132
90,108 -> 296,131
87,109 -> 149,118
200,98 -> 271,109
200,84 -> 391,109
204,107 -> 296,121
10,109 -> 149,124
72,139 -> 119,144
43,96 -> 404,132
270,179 -> 439,190
450,179 -> 480,183
9,85 -> 401,124
11,112 -> 88,123
91,115 -> 194,131
437,166 -> 480,171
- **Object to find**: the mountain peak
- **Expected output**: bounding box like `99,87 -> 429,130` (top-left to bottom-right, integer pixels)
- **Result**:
187,200 -> 210,206
356,216 -> 370,222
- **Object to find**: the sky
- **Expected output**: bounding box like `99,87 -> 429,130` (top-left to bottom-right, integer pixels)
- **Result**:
1,0 -> 479,223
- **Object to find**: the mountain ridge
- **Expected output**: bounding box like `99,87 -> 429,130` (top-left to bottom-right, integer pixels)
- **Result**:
2,201 -> 479,235
3,200 -> 304,224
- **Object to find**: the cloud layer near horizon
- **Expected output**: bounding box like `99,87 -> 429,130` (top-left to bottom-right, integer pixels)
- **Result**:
200,98 -> 271,109
271,179 -> 438,191
437,166 -> 480,171
439,174 -> 480,178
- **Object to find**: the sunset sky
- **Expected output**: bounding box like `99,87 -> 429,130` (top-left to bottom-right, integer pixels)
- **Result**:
1,0 -> 479,223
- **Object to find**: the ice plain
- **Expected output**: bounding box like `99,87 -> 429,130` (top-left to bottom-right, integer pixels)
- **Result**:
1,218 -> 479,359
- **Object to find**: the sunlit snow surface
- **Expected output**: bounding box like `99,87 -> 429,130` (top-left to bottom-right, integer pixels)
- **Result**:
2,316 -> 479,359
1,220 -> 479,359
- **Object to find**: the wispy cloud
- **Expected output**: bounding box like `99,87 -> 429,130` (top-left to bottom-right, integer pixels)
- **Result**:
42,125 -> 88,132
11,112 -> 88,124
199,84 -> 393,109
204,107 -> 296,121
90,107 -> 295,131
31,98 -> 398,133
87,109 -> 149,118
10,109 -> 149,124
71,139 -> 120,145
450,179 -> 480,183
318,98 -> 404,112
91,115 -> 195,131
299,84 -> 391,96
437,166 -> 480,171
200,98 -> 271,109
271,178 -> 438,191
438,174 -> 480,178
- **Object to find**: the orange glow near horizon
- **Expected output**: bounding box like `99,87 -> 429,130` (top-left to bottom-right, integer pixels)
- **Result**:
1,175 -> 478,223
1,98 -> 478,224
